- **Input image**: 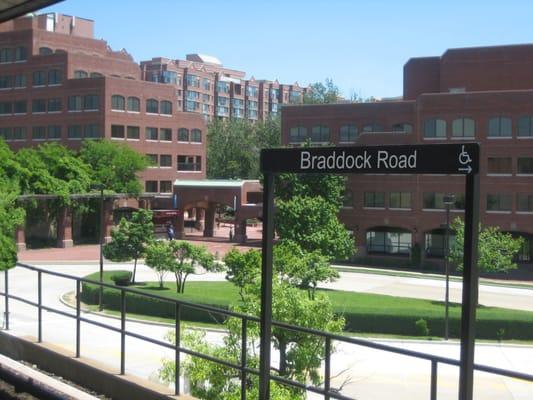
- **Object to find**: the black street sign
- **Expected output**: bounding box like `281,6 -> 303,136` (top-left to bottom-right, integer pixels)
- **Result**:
261,143 -> 479,175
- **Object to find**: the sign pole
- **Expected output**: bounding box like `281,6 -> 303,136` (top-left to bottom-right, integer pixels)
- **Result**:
458,173 -> 480,400
259,173 -> 274,400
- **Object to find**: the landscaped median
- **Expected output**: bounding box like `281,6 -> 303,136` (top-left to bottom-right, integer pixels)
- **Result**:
80,271 -> 533,340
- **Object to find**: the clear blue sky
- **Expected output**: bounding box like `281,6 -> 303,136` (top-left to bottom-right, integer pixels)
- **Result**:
41,0 -> 533,99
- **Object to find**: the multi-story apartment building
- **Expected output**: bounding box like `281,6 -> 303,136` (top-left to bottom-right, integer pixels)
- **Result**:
0,13 -> 207,195
140,54 -> 305,121
282,44 -> 533,267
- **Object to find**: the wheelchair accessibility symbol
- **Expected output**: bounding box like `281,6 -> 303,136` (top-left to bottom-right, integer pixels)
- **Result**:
458,145 -> 472,173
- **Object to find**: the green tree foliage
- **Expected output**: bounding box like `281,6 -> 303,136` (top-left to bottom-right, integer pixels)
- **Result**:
145,240 -> 175,288
274,173 -> 347,208
223,248 -> 261,300
303,79 -> 341,104
449,217 -> 524,272
206,117 -> 281,179
79,139 -> 149,195
168,241 -> 221,293
0,178 -> 24,271
103,209 -> 154,282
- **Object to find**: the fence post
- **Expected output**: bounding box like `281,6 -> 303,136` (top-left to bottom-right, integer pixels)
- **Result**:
241,317 -> 247,400
431,360 -> 438,400
175,303 -> 181,396
37,271 -> 42,342
4,269 -> 8,330
324,336 -> 331,400
76,279 -> 81,358
120,289 -> 125,375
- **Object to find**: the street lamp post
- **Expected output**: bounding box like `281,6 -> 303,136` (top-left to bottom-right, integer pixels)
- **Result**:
91,184 -> 105,312
443,194 -> 455,341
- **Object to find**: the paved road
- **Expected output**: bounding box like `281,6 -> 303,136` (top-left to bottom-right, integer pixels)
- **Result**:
1,263 -> 532,399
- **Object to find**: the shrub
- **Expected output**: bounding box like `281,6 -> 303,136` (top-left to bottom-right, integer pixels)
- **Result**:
415,318 -> 430,336
110,271 -> 132,286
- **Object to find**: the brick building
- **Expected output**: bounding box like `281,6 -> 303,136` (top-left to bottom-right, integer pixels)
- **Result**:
282,44 -> 533,266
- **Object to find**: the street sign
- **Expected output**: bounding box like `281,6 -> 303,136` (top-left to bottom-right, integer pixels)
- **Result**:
261,143 -> 479,175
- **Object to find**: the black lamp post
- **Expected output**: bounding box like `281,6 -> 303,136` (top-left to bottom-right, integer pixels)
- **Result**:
91,184 -> 105,311
443,194 -> 455,340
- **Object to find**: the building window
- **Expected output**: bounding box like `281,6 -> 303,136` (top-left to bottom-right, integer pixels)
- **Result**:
32,99 -> 47,113
160,181 -> 172,193
145,127 -> 158,140
32,70 -> 46,86
186,74 -> 200,88
32,126 -> 46,140
311,125 -> 330,142
48,69 -> 62,85
0,127 -> 12,140
90,72 -> 104,78
425,229 -> 455,258
392,123 -> 413,133
74,70 -> 88,79
13,100 -> 26,114
366,228 -> 412,255
217,81 -> 229,93
160,154 -> 172,167
68,95 -> 83,111
13,127 -> 26,140
289,126 -> 308,143
488,117 -> 512,137
486,194 -> 512,212
47,98 -> 62,112
362,123 -> 384,133
0,101 -> 12,115
160,100 -> 172,115
111,125 -> 125,138
145,181 -> 158,193
14,46 -> 26,61
517,194 -> 533,212
146,154 -> 158,166
518,116 -> 533,137
423,192 -> 465,210
127,96 -> 140,112
0,75 -> 12,89
146,98 -> 159,113
364,192 -> 385,208
342,190 -> 353,207
487,157 -> 512,175
517,157 -> 533,174
202,78 -> 210,90
389,192 -> 411,209
84,124 -> 100,138
68,125 -> 82,139
47,125 -> 61,139
14,74 -> 26,88
424,118 -> 446,138
340,124 -> 358,142
177,155 -> 202,171
111,95 -> 125,111
452,118 -> 475,138
160,128 -> 172,141
178,128 -> 189,141
84,94 -> 99,111
191,129 -> 202,143
186,100 -> 200,112
126,126 -> 140,139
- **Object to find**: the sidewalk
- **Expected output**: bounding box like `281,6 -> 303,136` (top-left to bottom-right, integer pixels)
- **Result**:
18,224 -> 263,263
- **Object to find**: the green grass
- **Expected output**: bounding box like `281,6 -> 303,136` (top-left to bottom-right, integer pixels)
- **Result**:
81,271 -> 533,340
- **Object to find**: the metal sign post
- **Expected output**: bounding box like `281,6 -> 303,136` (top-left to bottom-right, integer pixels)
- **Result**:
259,143 -> 480,400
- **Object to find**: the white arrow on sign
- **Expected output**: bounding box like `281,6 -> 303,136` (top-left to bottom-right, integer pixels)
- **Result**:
458,165 -> 472,173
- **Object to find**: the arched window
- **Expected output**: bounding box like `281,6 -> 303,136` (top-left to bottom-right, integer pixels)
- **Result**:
39,47 -> 53,55
74,70 -> 88,79
127,96 -> 140,112
392,122 -> 413,134
289,126 -> 307,143
366,227 -> 412,255
362,122 -> 384,133
90,72 -> 104,78
311,125 -> 330,142
160,100 -> 172,115
111,95 -> 125,111
424,118 -> 446,138
452,117 -> 475,138
146,98 -> 159,114
178,128 -> 189,141
191,129 -> 202,143
488,116 -> 512,137
340,124 -> 357,142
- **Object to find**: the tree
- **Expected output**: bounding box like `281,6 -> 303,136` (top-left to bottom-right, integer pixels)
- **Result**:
206,117 -> 280,179
145,240 -> 175,288
168,241 -> 221,293
449,217 -> 524,272
103,209 -> 154,282
223,248 -> 261,300
79,139 -> 149,195
0,177 -> 24,271
303,79 -> 341,104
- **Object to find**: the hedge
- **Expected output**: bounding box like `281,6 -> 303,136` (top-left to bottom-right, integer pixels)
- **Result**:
81,271 -> 533,340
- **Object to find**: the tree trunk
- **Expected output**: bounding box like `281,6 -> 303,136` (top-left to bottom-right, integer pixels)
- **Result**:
279,340 -> 287,376
175,272 -> 180,292
132,257 -> 138,283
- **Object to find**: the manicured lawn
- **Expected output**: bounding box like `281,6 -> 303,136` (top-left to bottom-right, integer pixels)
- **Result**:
81,271 -> 533,340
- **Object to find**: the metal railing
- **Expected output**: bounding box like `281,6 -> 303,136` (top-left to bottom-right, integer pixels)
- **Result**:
2,263 -> 533,400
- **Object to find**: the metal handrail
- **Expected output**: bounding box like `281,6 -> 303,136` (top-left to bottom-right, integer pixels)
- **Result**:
1,263 -> 532,400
